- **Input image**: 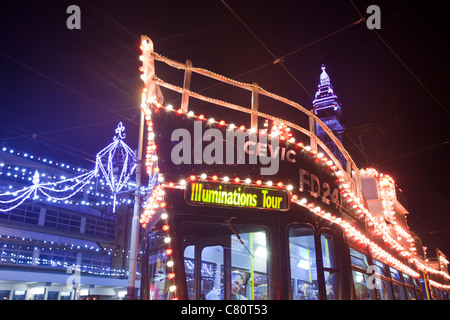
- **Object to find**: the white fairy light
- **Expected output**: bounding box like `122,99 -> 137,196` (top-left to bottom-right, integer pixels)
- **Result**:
0,123 -> 137,213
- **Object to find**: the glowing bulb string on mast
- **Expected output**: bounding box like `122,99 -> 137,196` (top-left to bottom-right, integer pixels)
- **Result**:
0,122 -> 137,213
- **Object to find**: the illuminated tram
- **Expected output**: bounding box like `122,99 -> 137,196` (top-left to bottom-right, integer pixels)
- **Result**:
137,35 -> 450,300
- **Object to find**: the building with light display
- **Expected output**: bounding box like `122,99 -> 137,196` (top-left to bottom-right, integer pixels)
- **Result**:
0,145 -> 139,300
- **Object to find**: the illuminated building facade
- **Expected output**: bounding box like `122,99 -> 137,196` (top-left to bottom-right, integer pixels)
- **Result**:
0,146 -> 138,300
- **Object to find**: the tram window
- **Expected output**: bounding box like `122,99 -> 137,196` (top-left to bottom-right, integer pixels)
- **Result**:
231,230 -> 269,300
371,259 -> 394,300
202,246 -> 224,300
183,245 -> 195,300
183,245 -> 225,300
377,278 -> 394,300
392,283 -> 407,300
321,234 -> 336,269
402,273 -> 412,285
432,287 -> 444,300
436,288 -> 444,300
389,267 -> 402,283
349,247 -> 369,270
351,270 -> 377,300
415,290 -> 423,300
405,286 -> 417,300
412,279 -> 423,300
430,287 -> 438,299
181,222 -> 270,300
321,233 -> 339,300
146,233 -> 174,300
289,226 -> 318,300
373,259 -> 388,277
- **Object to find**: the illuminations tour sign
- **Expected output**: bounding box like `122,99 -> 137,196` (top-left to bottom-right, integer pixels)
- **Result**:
185,181 -> 289,211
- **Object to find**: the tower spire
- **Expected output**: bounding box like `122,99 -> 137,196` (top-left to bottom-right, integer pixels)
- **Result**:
312,65 -> 345,164
320,64 -> 331,86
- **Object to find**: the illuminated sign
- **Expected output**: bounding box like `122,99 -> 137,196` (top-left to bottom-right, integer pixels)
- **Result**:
152,109 -> 347,216
185,181 -> 289,211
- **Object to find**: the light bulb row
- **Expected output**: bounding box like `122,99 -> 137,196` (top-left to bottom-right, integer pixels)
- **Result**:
0,234 -> 140,256
428,280 -> 450,291
140,45 -> 177,298
0,255 -> 131,278
0,167 -> 138,203
138,186 -> 177,299
291,196 -> 420,278
148,100 -> 313,149
162,174 -> 293,191
1,147 -> 88,173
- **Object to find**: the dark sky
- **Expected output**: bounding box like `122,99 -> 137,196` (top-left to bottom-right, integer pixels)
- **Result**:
1,1 -> 449,257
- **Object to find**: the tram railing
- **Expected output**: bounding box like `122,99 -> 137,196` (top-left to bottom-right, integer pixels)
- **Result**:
140,35 -> 362,200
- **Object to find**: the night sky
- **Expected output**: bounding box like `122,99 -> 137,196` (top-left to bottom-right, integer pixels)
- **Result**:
1,1 -> 449,258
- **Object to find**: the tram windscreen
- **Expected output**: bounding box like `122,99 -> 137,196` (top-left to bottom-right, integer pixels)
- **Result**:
182,222 -> 270,300
288,226 -> 319,300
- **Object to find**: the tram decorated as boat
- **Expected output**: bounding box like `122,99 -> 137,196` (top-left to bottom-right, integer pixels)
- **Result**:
136,35 -> 450,300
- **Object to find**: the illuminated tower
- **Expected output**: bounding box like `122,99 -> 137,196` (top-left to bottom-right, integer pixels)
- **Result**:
313,65 -> 345,164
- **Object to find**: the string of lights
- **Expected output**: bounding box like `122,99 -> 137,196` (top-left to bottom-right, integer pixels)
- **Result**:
0,122 -> 137,213
0,254 -> 136,278
0,233 -> 142,257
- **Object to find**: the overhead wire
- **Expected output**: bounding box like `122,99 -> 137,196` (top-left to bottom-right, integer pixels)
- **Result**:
348,0 -> 450,166
220,0 -> 313,99
0,49 -> 139,164
378,140 -> 449,165
0,119 -> 121,143
221,0 -> 365,100
0,121 -> 96,164
221,0 -> 376,169
198,13 -> 365,97
349,0 -> 450,256
349,0 -> 449,117
275,17 -> 365,64
0,51 -> 137,125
